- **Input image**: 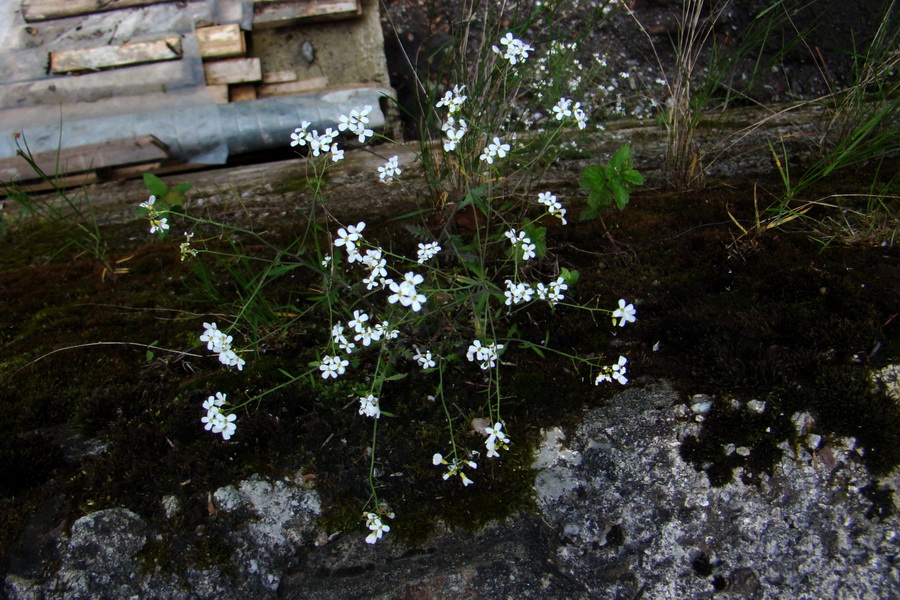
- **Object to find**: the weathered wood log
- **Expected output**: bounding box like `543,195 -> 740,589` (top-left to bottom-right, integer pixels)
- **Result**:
22,0 -> 177,22
196,24 -> 246,60
0,135 -> 169,182
203,57 -> 262,85
253,0 -> 362,29
256,77 -> 329,98
229,84 -> 258,102
50,37 -> 183,74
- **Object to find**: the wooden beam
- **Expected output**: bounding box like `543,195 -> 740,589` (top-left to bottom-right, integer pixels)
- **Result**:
229,84 -> 258,102
203,57 -> 262,85
196,24 -> 246,60
50,37 -> 183,74
0,135 -> 169,182
257,76 -> 329,98
261,69 -> 298,84
253,0 -> 362,29
22,0 -> 177,22
206,85 -> 230,104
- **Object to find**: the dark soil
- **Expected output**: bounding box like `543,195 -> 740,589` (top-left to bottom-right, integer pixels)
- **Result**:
1,159 -> 898,577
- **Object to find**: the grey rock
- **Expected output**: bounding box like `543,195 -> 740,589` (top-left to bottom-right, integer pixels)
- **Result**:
537,380 -> 900,600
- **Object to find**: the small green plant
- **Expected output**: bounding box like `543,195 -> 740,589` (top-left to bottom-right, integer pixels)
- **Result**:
578,144 -> 644,220
133,14 -> 643,546
1,136 -> 113,276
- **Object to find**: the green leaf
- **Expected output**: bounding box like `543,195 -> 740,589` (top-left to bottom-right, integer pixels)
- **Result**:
383,372 -> 408,381
579,164 -> 606,192
613,184 -> 630,210
609,144 -> 632,170
143,173 -> 168,198
624,170 -> 644,186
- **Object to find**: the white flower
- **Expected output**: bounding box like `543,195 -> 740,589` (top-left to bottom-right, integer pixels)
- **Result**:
330,145 -> 345,162
416,241 -> 441,263
334,222 -> 366,250
611,355 -> 628,384
139,196 -> 156,211
537,191 -> 568,225
552,98 -> 573,120
413,347 -> 436,369
358,394 -> 381,418
547,276 -> 568,305
432,453 -> 477,486
201,393 -> 237,440
492,32 -> 534,65
505,229 -> 535,261
484,422 -> 510,458
290,121 -> 311,147
612,299 -> 637,327
338,105 -> 374,143
436,84 -> 467,113
595,356 -> 629,386
378,155 -> 401,183
149,217 -> 169,234
348,310 -> 370,332
365,513 -> 389,544
479,137 -> 510,164
179,232 -> 198,261
387,272 -> 426,312
319,355 -> 349,379
503,280 -> 534,305
573,102 -> 588,130
466,340 -> 503,370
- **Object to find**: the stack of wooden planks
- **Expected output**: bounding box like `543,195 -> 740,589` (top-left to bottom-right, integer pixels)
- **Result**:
2,0 -> 365,188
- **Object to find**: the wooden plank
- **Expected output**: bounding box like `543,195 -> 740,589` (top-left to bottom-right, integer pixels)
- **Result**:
196,24 -> 246,60
206,85 -> 230,104
0,135 -> 169,182
229,84 -> 257,102
203,57 -> 262,85
257,76 -> 329,98
50,37 -> 183,74
253,0 -> 362,29
0,60 -> 197,109
261,69 -> 298,84
22,0 -> 177,22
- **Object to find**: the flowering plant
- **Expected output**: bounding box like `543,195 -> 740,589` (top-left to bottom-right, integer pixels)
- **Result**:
135,14 -> 642,548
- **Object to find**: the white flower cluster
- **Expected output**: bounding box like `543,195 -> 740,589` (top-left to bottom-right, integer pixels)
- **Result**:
360,248 -> 390,290
504,228 -> 536,261
504,279 -> 534,305
179,231 -> 198,261
535,276 -> 568,305
433,453 -> 477,486
364,512 -> 390,544
378,155 -> 401,183
595,355 -> 629,385
337,105 -> 375,143
342,309 -> 398,349
290,121 -> 344,162
484,422 -> 510,458
201,392 -> 237,440
537,191 -> 568,225
551,97 -> 588,130
436,84 -> 467,113
441,116 -> 468,152
140,195 -> 169,235
388,272 -> 426,312
479,136 -> 511,164
492,32 -> 534,65
413,346 -> 436,369
358,394 -> 381,419
466,339 -> 504,370
319,354 -> 349,379
200,322 -> 246,370
416,241 -> 441,264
